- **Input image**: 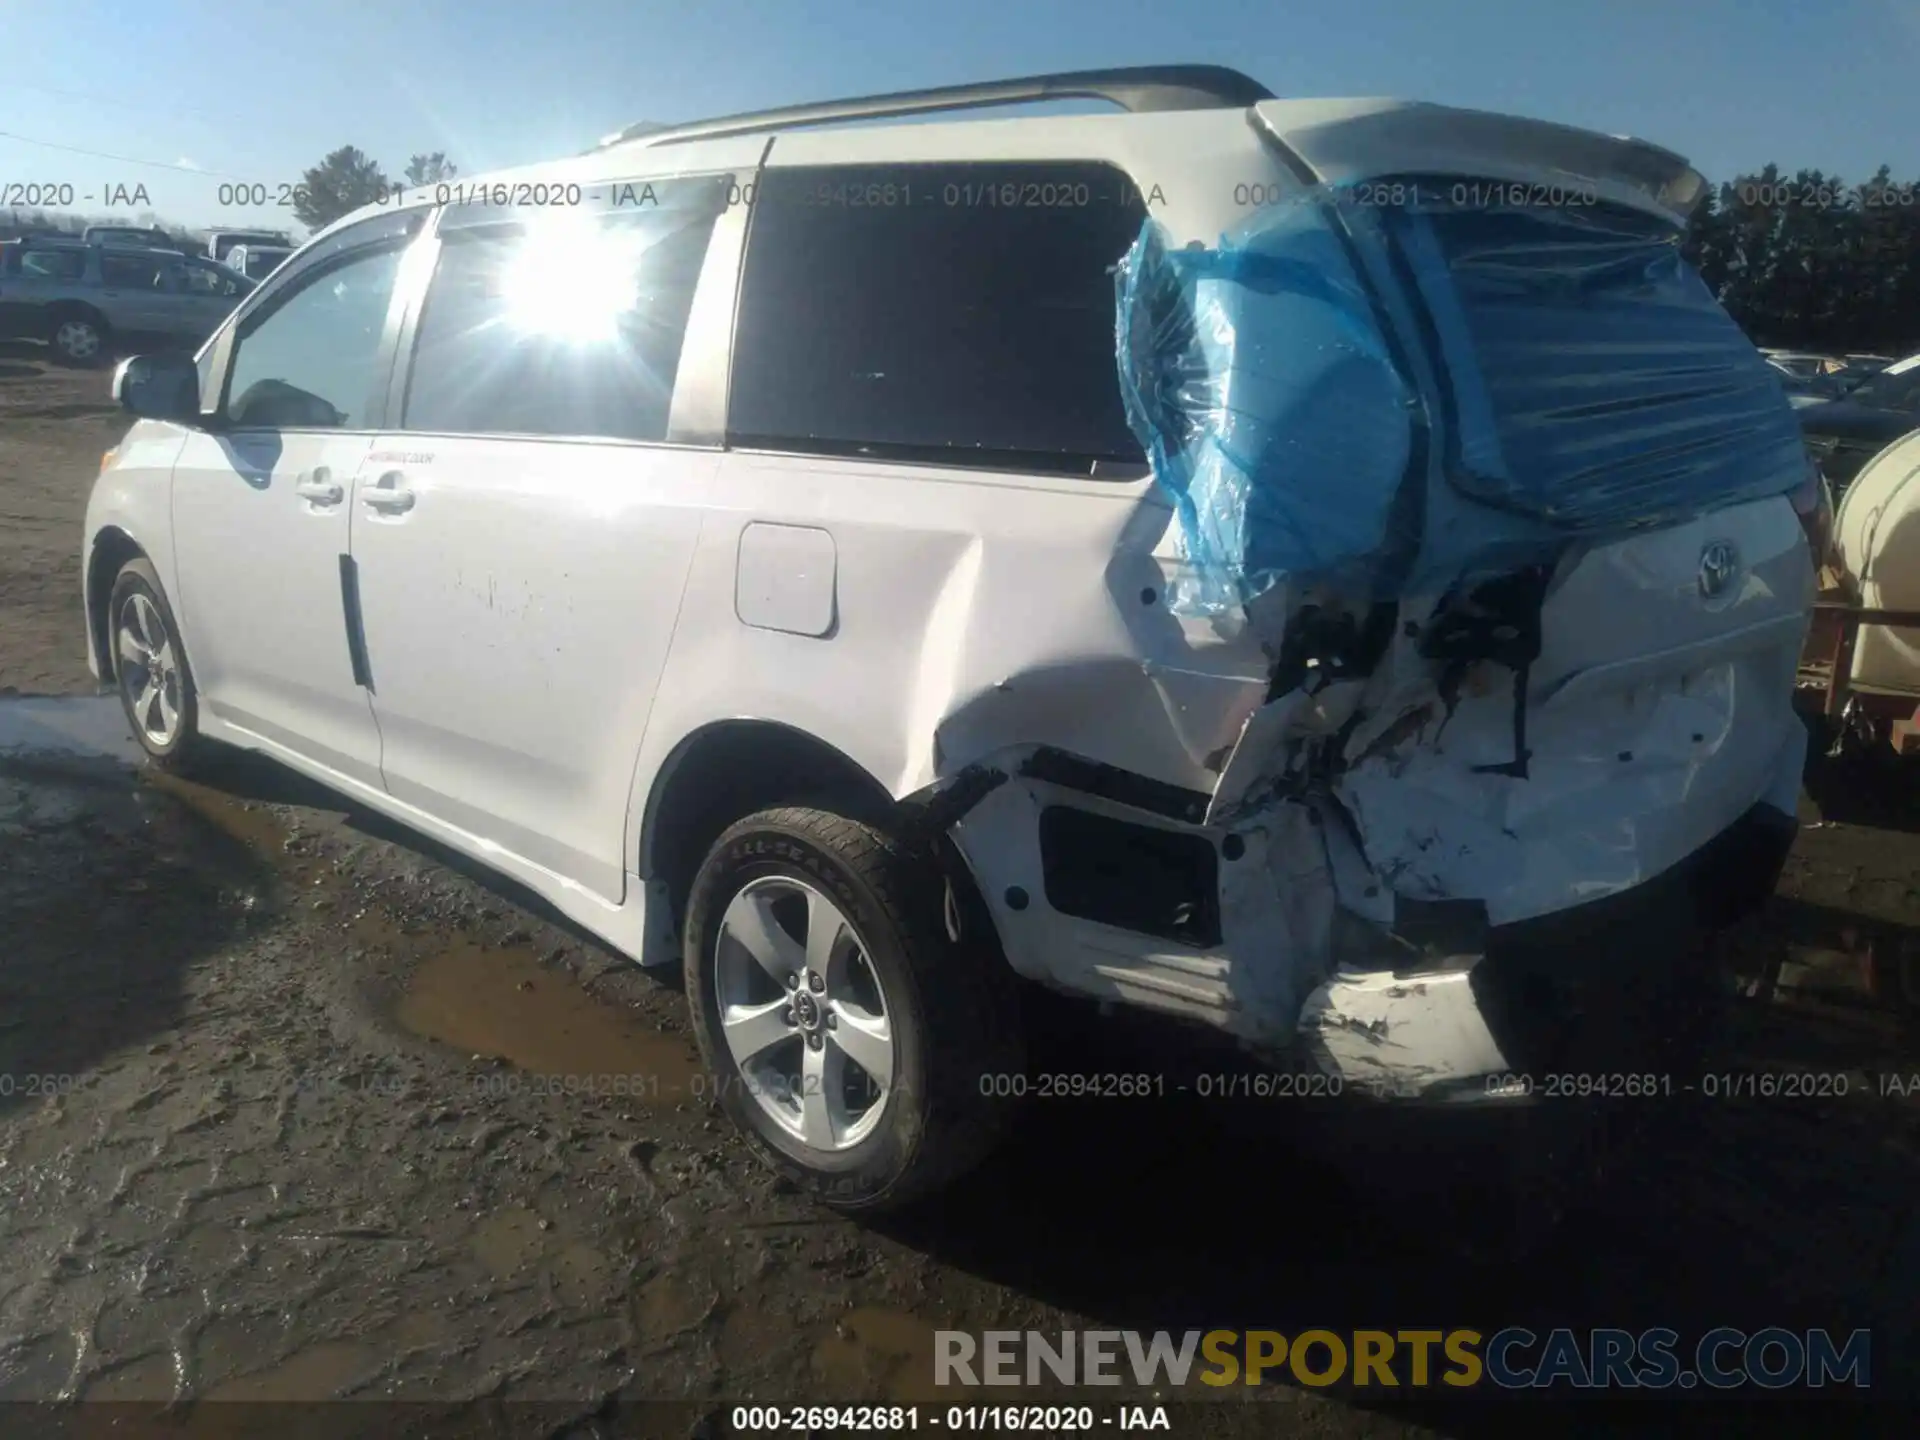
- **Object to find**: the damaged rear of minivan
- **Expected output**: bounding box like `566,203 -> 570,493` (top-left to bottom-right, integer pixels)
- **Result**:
947,102 -> 1813,1106
673,80 -> 1816,1220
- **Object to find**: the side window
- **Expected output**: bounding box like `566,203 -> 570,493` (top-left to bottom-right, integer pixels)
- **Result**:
400,179 -> 724,442
728,162 -> 1149,472
183,260 -> 244,297
100,253 -> 167,289
224,244 -> 405,429
20,249 -> 86,281
1886,372 -> 1920,411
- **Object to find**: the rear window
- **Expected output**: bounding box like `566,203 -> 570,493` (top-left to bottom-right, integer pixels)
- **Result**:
18,248 -> 86,280
1381,184 -> 1808,528
727,161 -> 1149,474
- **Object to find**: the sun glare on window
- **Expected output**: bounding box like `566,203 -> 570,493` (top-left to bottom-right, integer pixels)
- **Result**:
498,211 -> 639,344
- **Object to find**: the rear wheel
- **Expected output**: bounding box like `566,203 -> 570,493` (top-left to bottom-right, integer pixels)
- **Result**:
684,806 -> 1023,1211
108,559 -> 208,774
49,308 -> 110,367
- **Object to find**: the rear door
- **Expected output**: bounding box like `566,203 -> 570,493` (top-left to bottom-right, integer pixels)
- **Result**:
348,172 -> 740,899
95,250 -> 175,337
169,208 -> 425,786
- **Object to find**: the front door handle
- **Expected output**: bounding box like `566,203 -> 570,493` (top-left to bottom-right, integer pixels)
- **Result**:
293,466 -> 343,505
362,472 -> 416,514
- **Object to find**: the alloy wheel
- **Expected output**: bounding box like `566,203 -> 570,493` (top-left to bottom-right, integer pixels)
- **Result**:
117,592 -> 181,747
713,876 -> 896,1151
55,319 -> 101,362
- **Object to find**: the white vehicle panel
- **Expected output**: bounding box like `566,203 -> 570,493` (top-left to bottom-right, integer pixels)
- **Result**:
169,428 -> 385,788
82,421 -> 192,680
350,437 -> 716,901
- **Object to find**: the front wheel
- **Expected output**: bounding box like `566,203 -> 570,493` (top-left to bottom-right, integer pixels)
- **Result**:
108,558 -> 208,774
683,806 -> 1023,1212
49,309 -> 109,367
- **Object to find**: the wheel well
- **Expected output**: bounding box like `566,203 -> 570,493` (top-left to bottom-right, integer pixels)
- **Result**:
48,300 -> 108,327
87,528 -> 143,674
643,721 -> 898,934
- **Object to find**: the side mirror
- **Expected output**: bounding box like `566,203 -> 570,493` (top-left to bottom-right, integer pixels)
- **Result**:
113,353 -> 200,423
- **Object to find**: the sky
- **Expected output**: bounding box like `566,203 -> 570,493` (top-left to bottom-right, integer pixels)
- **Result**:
2,0 -> 1916,236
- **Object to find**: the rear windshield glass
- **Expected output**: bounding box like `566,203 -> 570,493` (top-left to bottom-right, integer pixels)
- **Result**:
1384,184 -> 1808,528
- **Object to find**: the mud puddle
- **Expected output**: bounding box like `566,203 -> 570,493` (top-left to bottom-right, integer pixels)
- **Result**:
0,694 -> 141,766
0,699 -> 696,1111
391,932 -> 700,1104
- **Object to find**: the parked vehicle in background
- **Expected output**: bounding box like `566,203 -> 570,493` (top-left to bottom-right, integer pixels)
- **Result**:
1800,353 -> 1920,493
1845,354 -> 1894,376
1799,428 -> 1920,762
224,244 -> 293,282
206,229 -> 294,264
1764,350 -> 1852,408
0,239 -> 252,365
86,66 -> 1814,1217
82,224 -> 181,250
1764,349 -> 1841,381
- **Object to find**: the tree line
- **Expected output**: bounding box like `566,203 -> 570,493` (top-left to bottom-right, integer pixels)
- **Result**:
1682,166 -> 1917,356
289,150 -> 458,231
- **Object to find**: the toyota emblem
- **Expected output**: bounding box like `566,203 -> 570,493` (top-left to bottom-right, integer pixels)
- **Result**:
1698,540 -> 1740,601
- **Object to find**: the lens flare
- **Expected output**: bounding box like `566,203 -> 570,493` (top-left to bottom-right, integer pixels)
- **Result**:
498,211 -> 639,344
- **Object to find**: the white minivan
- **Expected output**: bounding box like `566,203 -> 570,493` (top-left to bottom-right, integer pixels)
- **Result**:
85,66 -> 1820,1211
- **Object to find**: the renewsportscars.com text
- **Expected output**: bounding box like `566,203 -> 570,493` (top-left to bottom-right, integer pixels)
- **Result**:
935,1327 -> 1871,1390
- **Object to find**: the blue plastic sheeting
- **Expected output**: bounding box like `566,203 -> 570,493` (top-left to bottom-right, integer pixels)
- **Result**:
1114,204 -> 1417,618
1388,196 -> 1809,530
1114,186 -> 1808,619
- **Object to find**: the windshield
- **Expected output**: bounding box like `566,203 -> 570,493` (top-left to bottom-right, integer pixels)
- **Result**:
1844,357 -> 1920,410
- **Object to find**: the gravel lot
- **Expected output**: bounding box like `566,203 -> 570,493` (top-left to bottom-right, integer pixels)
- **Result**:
2,343 -> 1917,1434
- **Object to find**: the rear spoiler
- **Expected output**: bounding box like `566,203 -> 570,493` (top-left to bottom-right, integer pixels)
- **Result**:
1252,98 -> 1707,224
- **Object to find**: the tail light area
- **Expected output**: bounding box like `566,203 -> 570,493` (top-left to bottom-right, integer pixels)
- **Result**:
1790,462 -> 1837,573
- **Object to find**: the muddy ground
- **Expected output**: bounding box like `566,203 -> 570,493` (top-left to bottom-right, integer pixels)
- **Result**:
3,343 -> 1919,1436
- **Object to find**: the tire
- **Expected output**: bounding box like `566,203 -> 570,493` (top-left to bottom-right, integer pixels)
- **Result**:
684,806 -> 1023,1212
49,307 -> 110,367
107,558 -> 208,774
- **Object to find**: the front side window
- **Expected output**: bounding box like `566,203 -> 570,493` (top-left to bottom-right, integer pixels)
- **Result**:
183,260 -> 244,296
100,253 -> 168,289
223,244 -> 404,429
400,180 -> 724,443
727,162 -> 1150,473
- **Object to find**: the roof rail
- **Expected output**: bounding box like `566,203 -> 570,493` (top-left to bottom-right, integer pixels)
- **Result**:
598,65 -> 1274,150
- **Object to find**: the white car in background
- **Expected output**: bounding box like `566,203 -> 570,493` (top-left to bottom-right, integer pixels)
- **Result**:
83,66 -> 1817,1214
224,243 -> 293,282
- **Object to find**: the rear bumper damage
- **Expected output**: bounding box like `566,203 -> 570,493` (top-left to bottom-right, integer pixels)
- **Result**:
1299,798 -> 1797,1101
945,718 -> 1801,1103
